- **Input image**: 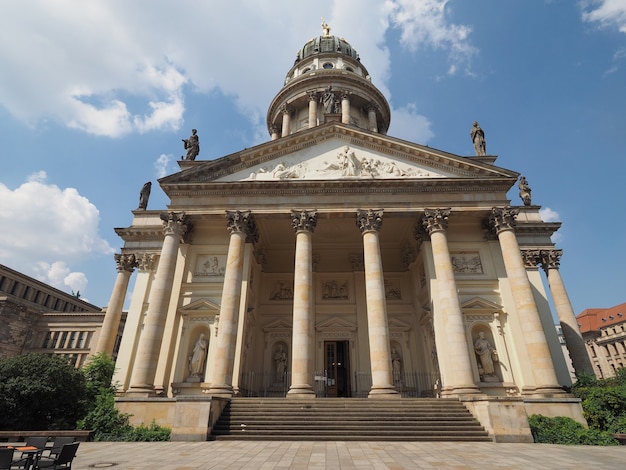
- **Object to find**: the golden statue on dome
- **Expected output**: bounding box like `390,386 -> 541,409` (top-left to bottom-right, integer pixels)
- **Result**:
321,17 -> 331,37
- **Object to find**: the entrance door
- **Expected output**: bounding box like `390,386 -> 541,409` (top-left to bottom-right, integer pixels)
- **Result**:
324,340 -> 350,397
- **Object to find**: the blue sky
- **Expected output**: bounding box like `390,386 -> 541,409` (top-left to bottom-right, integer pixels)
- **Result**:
1,0 -> 625,316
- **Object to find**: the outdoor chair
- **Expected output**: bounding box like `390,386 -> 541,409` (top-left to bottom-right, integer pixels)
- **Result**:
0,447 -> 14,470
42,439 -> 74,460
11,438 -> 48,470
33,442 -> 79,470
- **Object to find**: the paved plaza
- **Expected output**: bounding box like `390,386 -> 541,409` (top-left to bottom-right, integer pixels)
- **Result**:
71,440 -> 625,469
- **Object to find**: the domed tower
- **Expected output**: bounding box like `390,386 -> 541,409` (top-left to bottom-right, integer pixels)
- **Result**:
267,20 -> 391,139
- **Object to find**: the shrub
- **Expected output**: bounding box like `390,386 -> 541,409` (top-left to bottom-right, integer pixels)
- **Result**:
528,415 -> 618,446
0,353 -> 86,430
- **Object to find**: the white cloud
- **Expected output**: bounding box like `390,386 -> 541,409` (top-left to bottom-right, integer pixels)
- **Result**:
155,154 -> 172,179
0,1 -> 475,137
582,0 -> 626,33
539,207 -> 561,222
385,0 -> 476,75
0,172 -> 114,294
388,104 -> 434,143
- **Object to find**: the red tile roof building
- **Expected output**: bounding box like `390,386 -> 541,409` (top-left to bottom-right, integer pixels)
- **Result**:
577,302 -> 626,379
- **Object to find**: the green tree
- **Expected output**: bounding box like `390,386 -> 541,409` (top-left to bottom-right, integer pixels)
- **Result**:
0,353 -> 87,430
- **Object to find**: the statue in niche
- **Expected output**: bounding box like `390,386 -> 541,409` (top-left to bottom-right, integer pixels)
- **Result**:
474,331 -> 499,381
518,176 -> 532,206
470,121 -> 486,156
274,344 -> 288,381
182,128 -> 200,161
391,347 -> 402,383
188,333 -> 208,380
321,86 -> 336,114
137,181 -> 151,210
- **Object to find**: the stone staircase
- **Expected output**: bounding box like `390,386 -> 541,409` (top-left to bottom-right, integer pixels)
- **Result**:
210,398 -> 492,441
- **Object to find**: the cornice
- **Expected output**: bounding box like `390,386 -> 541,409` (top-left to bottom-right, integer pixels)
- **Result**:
159,123 -> 518,190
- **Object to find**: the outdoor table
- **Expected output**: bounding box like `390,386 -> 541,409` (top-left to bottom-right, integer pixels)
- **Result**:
13,445 -> 41,470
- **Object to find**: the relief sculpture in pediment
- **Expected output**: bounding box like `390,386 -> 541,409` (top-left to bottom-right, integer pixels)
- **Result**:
243,146 -> 437,181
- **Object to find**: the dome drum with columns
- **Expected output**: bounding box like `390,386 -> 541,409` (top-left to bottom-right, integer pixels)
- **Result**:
101,21 -> 589,442
267,24 -> 390,138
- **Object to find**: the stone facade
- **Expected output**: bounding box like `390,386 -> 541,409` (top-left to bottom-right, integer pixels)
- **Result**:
105,26 -> 588,441
578,302 -> 626,379
0,264 -> 121,367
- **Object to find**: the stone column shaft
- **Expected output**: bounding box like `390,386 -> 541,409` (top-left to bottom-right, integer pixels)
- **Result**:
423,209 -> 479,395
95,254 -> 136,356
207,211 -> 257,397
542,250 -> 594,375
341,93 -> 351,124
357,209 -> 398,398
491,208 -> 563,395
288,210 -> 317,397
128,212 -> 189,394
307,92 -> 318,129
367,105 -> 378,133
281,105 -> 291,137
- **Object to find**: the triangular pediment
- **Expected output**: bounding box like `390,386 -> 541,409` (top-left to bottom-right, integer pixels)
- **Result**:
461,297 -> 503,312
316,316 -> 357,331
160,123 -> 518,187
179,298 -> 221,312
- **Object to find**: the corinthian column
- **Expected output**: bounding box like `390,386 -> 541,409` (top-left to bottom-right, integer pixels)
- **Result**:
281,104 -> 291,137
489,207 -> 564,395
356,209 -> 398,398
127,212 -> 190,395
95,253 -> 137,356
341,91 -> 351,124
288,209 -> 318,398
206,210 -> 258,397
422,209 -> 480,396
307,92 -> 318,129
540,249 -> 594,375
366,104 -> 378,133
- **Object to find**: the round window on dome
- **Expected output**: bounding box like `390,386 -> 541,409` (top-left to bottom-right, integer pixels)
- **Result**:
322,63 -> 334,69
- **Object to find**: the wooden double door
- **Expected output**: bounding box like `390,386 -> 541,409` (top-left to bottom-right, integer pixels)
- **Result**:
324,340 -> 350,397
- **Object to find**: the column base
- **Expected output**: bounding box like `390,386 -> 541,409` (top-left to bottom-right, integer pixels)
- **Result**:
125,384 -> 158,398
205,384 -> 234,398
368,385 -> 400,398
440,385 -> 482,397
287,385 -> 316,398
521,385 -> 568,397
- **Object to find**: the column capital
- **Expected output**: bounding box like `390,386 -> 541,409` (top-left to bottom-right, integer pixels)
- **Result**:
356,209 -> 383,233
137,252 -> 157,272
306,90 -> 319,101
114,253 -> 137,273
422,208 -> 451,235
279,103 -> 292,114
226,210 -> 259,243
539,249 -> 563,273
160,211 -> 192,242
520,249 -> 542,268
488,206 -> 519,235
365,102 -> 378,113
291,209 -> 318,233
340,90 -> 352,100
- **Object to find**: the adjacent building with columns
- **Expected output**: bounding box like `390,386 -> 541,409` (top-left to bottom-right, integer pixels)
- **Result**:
104,26 -> 588,440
